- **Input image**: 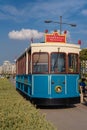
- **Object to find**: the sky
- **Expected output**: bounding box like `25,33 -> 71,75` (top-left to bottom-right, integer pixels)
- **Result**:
0,0 -> 87,65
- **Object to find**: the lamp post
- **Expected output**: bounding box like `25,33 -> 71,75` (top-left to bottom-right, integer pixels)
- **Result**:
44,16 -> 76,34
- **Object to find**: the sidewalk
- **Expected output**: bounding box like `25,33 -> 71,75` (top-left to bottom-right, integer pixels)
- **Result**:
80,88 -> 87,105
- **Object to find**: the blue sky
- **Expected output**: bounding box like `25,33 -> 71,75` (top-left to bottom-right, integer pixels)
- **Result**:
0,0 -> 87,65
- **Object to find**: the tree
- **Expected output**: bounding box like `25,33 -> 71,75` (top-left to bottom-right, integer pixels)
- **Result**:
79,48 -> 87,77
79,49 -> 87,61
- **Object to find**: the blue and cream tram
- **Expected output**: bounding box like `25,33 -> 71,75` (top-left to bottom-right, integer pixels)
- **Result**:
16,32 -> 80,106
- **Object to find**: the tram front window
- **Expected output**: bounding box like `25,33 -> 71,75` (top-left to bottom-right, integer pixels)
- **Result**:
51,52 -> 66,73
32,52 -> 48,73
68,53 -> 78,73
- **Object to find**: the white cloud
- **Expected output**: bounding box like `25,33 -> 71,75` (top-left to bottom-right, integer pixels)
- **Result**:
8,28 -> 72,43
81,9 -> 87,16
8,29 -> 44,40
0,0 -> 86,22
66,30 -> 72,43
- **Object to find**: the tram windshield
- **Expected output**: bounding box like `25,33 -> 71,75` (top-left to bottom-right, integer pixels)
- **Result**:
32,52 -> 79,74
68,53 -> 78,73
51,52 -> 66,73
32,52 -> 48,73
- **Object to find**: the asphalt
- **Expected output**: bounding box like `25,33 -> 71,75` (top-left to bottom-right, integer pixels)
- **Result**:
40,103 -> 87,130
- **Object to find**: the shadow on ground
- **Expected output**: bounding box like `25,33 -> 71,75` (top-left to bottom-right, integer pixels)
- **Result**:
36,104 -> 76,109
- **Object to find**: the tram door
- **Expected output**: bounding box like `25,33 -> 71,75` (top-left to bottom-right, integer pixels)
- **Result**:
51,75 -> 66,97
50,52 -> 66,97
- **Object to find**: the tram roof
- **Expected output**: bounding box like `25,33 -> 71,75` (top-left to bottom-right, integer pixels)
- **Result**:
16,42 -> 80,61
30,42 -> 80,48
30,42 -> 80,53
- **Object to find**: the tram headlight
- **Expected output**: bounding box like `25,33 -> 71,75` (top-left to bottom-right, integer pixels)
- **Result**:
55,86 -> 62,93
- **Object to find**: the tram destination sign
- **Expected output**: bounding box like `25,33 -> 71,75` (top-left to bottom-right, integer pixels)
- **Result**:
45,32 -> 66,43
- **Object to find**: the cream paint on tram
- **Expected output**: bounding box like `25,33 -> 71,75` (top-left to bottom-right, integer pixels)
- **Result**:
22,42 -> 80,74
31,43 -> 80,54
28,42 -> 80,74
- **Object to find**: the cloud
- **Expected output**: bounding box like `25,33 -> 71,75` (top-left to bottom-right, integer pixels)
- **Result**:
81,9 -> 87,16
66,30 -> 72,43
8,29 -> 44,40
8,28 -> 72,43
0,0 -> 86,22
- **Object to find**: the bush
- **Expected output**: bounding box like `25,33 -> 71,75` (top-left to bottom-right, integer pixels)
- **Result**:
0,78 -> 56,130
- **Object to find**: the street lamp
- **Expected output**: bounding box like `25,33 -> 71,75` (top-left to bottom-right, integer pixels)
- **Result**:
44,16 -> 76,34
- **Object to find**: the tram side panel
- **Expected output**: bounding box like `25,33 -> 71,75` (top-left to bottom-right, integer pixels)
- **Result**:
16,75 -> 32,98
16,73 -> 80,106
16,52 -> 32,99
67,74 -> 80,97
31,74 -> 80,106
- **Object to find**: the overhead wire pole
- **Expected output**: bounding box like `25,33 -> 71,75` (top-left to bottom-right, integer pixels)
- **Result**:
44,16 -> 76,35
60,16 -> 62,35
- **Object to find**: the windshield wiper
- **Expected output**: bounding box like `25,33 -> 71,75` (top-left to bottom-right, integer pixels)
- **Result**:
53,48 -> 60,71
34,50 -> 41,72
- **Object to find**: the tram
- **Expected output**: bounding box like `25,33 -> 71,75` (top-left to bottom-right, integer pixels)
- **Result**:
16,31 -> 80,106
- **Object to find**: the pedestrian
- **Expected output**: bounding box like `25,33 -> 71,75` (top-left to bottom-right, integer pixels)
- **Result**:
80,78 -> 86,97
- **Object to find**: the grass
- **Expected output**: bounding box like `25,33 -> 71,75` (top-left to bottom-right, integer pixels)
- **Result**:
0,78 -> 56,130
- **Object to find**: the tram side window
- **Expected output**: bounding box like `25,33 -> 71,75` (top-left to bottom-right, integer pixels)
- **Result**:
28,53 -> 31,74
32,52 -> 48,73
51,52 -> 66,73
68,53 -> 78,73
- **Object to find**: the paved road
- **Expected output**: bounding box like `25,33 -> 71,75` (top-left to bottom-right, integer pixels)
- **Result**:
40,103 -> 87,130
9,77 -> 16,86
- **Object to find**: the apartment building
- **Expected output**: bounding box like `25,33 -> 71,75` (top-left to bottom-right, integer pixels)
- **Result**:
0,60 -> 16,75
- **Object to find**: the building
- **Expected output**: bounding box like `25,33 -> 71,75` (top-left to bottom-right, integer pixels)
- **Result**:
0,60 -> 16,75
11,63 -> 16,75
0,66 -> 2,74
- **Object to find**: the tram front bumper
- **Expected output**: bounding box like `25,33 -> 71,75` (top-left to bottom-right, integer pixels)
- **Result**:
31,96 -> 80,106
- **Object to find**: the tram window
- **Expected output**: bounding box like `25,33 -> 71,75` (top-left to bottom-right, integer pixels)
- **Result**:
32,52 -> 48,73
68,53 -> 78,73
51,53 -> 66,73
28,53 -> 31,74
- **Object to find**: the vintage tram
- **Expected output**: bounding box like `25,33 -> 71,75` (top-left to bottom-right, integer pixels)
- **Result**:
16,31 -> 80,106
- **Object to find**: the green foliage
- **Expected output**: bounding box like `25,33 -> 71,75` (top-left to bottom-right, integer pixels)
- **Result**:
79,49 -> 87,61
0,78 -> 56,130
